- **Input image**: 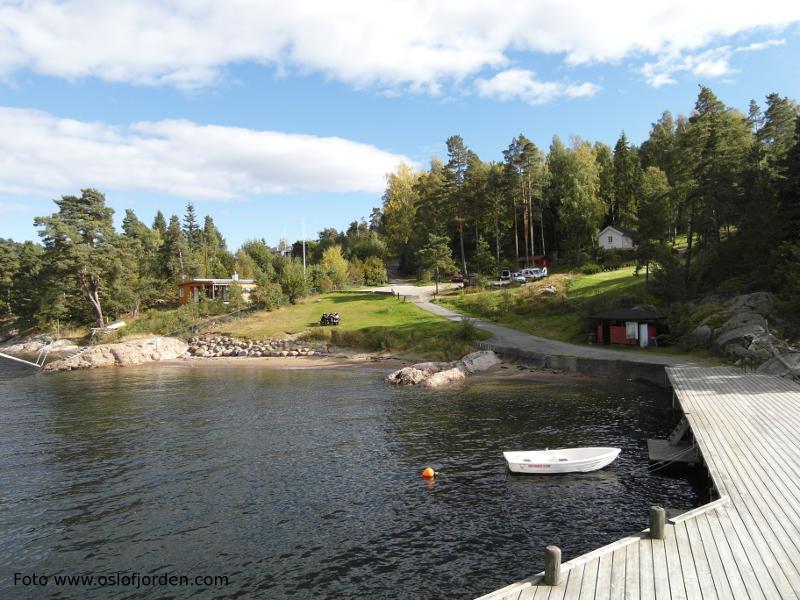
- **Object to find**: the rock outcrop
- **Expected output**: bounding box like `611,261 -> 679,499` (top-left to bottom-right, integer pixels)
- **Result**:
757,352 -> 800,381
44,337 -> 188,372
1,336 -> 80,358
385,350 -> 500,388
685,292 -> 797,372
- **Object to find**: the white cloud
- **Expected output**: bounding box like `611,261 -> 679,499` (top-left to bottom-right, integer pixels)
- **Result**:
642,46 -> 738,87
0,1 -> 798,91
737,38 -> 786,52
475,69 -> 599,105
0,107 -> 412,199
641,35 -> 788,87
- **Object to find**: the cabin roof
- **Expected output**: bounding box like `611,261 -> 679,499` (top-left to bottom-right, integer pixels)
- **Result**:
591,307 -> 664,321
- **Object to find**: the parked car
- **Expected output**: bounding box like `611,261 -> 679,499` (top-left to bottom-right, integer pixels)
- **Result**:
521,267 -> 543,280
450,273 -> 464,283
500,268 -> 512,282
511,272 -> 527,283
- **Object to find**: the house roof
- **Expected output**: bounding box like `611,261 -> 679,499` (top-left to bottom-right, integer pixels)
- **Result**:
591,307 -> 664,321
598,225 -> 640,241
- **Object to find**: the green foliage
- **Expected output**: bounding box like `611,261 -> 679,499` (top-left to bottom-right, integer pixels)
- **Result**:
581,262 -> 602,275
320,245 -> 349,290
362,256 -> 388,286
278,258 -> 309,303
251,280 -> 286,310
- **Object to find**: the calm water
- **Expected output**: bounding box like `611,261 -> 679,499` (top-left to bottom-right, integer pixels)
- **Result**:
0,361 -> 701,599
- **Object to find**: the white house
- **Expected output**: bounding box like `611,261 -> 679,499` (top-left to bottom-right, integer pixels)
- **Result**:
598,225 -> 639,250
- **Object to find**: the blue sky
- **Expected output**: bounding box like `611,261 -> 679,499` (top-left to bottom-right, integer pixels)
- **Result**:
1,1 -> 799,250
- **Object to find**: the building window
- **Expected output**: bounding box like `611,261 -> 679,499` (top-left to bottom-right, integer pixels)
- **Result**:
625,321 -> 638,339
608,236 -> 613,243
179,287 -> 184,297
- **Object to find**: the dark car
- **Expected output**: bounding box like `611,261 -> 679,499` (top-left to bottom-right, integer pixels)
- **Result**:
450,273 -> 464,282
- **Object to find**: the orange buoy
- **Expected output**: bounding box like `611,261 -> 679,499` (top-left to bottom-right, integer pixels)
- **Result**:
422,467 -> 436,479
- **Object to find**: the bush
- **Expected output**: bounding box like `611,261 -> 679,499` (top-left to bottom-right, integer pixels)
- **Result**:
581,262 -> 602,275
363,256 -> 388,286
253,281 -> 286,310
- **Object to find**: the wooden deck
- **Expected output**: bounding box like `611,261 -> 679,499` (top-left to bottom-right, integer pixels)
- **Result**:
475,367 -> 800,600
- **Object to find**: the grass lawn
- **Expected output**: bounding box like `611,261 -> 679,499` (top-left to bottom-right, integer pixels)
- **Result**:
205,292 -> 489,360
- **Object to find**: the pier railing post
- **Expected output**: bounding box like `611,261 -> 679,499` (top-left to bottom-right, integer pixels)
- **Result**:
649,506 -> 666,539
544,545 -> 561,585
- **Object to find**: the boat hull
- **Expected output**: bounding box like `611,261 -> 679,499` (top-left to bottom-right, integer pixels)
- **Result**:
504,447 -> 620,474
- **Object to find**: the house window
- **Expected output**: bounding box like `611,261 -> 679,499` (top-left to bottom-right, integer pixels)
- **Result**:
179,287 -> 184,297
625,321 -> 638,339
608,236 -> 613,243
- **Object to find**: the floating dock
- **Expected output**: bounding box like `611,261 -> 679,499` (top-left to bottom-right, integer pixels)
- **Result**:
476,366 -> 800,599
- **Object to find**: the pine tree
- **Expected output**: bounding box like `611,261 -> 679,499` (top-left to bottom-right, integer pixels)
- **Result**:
182,202 -> 201,250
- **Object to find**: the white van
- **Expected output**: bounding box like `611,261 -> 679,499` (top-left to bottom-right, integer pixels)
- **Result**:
521,267 -> 545,280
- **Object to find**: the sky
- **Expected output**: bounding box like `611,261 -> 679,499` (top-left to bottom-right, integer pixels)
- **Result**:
1,1 -> 799,250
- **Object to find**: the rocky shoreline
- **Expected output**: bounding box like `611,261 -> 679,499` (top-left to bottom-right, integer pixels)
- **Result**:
184,335 -> 329,358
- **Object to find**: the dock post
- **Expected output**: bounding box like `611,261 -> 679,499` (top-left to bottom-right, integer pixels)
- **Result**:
649,506 -> 666,539
544,545 -> 561,585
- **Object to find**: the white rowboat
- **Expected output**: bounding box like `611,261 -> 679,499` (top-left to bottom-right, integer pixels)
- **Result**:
503,447 -> 621,474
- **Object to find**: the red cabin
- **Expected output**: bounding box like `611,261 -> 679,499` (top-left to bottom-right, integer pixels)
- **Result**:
592,308 -> 664,347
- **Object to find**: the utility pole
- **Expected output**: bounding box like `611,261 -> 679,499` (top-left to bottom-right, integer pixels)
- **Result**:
302,218 -> 306,278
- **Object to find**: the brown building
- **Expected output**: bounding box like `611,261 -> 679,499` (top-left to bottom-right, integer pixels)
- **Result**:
178,274 -> 257,305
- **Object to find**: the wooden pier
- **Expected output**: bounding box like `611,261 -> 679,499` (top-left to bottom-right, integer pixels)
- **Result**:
476,367 -> 800,599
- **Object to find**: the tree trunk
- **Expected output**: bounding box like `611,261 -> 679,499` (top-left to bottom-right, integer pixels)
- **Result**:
576,238 -> 582,266
458,220 -> 467,276
528,183 -> 536,258
512,198 -> 519,269
684,200 -> 696,284
523,201 -> 530,268
88,287 -> 104,328
494,214 -> 500,266
540,218 -> 546,257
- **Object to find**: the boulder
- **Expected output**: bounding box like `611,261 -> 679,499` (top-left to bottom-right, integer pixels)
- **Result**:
757,352 -> 800,378
460,350 -> 500,374
386,351 -> 499,387
421,367 -> 467,388
540,285 -> 557,296
687,324 -> 712,347
385,367 -> 429,385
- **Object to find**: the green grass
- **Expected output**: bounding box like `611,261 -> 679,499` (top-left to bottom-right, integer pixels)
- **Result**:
566,266 -> 643,299
206,292 -> 489,360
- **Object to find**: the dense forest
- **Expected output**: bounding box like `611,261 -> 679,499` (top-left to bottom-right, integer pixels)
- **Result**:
1,85 -> 798,332
380,86 -> 800,307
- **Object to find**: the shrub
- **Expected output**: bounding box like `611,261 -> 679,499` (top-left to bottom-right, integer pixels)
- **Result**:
363,256 -> 388,286
581,262 -> 602,275
253,281 -> 286,311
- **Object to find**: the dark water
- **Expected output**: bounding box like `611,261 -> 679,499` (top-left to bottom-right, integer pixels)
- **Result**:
0,361 -> 701,599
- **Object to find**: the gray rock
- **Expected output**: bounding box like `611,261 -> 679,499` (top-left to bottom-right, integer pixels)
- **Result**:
420,367 -> 467,388
688,324 -> 712,347
460,350 -> 500,374
757,352 -> 800,378
385,367 -> 429,385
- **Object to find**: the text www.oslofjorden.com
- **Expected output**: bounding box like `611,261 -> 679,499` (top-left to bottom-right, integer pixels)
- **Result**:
13,572 -> 230,590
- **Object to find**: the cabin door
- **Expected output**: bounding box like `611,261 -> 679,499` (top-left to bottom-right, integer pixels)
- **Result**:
602,321 -> 610,345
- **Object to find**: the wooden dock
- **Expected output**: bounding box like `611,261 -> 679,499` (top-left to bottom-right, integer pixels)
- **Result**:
475,367 -> 800,600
